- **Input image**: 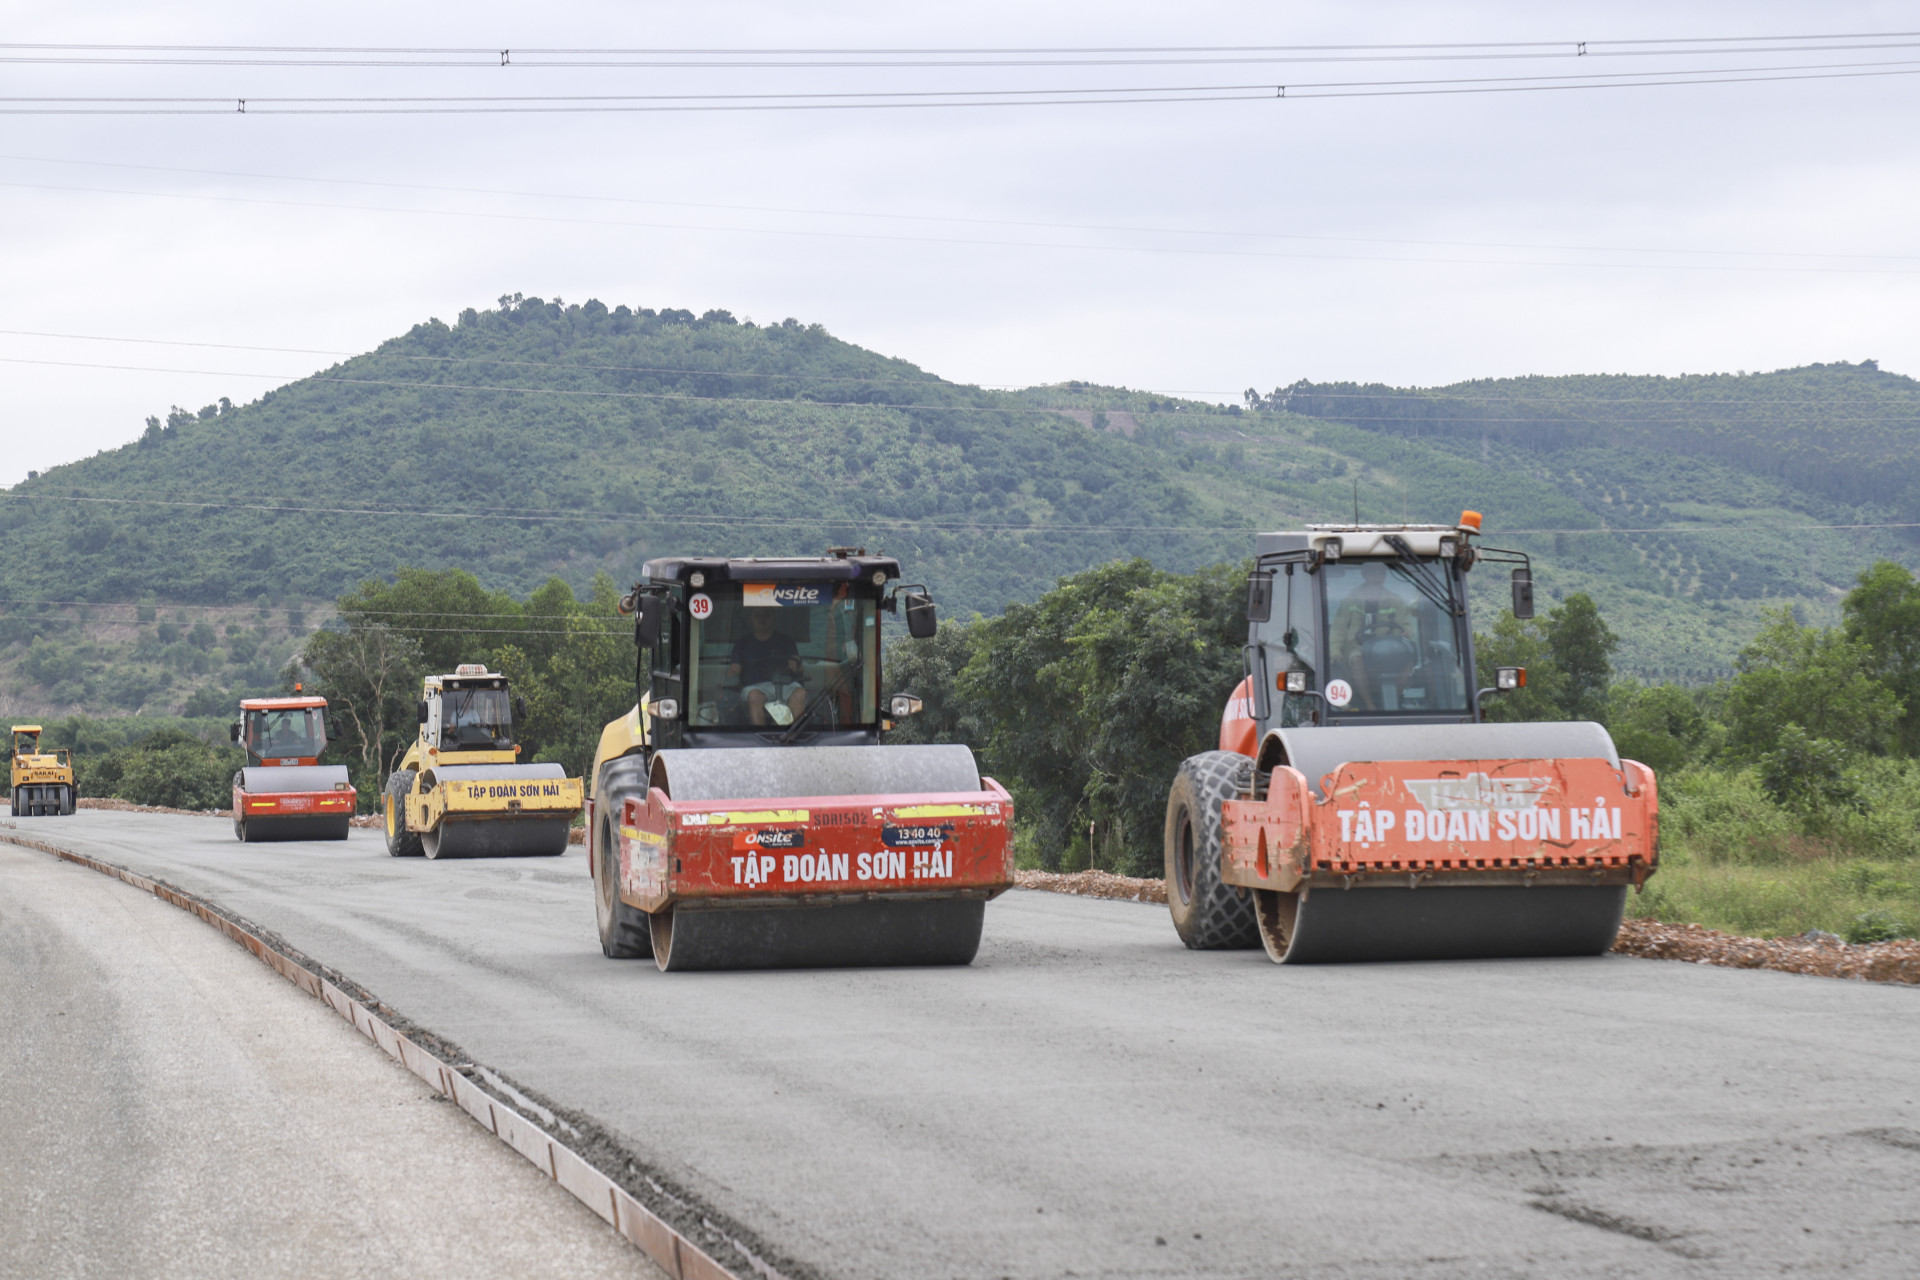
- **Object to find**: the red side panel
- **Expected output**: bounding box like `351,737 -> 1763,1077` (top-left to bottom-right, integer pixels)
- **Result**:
617,782 -> 1016,914
1221,758 -> 1657,888
233,787 -> 358,818
1218,675 -> 1258,758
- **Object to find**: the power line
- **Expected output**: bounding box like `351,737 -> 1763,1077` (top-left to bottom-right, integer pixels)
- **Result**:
7,58 -> 1920,113
11,152 -> 1916,266
4,33 -> 1919,68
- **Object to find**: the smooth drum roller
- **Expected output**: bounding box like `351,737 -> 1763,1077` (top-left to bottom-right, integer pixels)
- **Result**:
420,762 -> 575,859
639,744 -> 1006,972
651,899 -> 988,971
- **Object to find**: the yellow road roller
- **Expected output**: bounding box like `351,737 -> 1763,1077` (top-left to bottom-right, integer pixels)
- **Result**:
383,664 -> 584,859
10,725 -> 75,816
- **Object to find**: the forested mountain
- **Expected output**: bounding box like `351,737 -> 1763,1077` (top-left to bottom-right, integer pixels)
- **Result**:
2,294 -> 1916,717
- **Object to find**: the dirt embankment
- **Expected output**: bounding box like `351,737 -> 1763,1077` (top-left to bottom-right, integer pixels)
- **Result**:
1016,871 -> 1920,986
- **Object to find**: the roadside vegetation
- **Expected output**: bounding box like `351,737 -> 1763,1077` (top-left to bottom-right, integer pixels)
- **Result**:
36,549 -> 1920,945
894,557 -> 1920,944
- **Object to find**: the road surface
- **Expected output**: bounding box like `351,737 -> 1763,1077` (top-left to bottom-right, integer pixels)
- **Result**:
6,808 -> 1919,1279
0,839 -> 658,1280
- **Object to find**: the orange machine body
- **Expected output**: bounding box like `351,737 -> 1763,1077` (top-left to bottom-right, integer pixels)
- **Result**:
1219,755 -> 1658,894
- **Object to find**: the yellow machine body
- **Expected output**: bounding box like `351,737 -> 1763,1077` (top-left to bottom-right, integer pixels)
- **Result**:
10,725 -> 75,817
382,666 -> 583,859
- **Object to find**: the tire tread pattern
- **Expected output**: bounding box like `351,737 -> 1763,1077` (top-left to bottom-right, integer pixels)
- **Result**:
1165,750 -> 1260,950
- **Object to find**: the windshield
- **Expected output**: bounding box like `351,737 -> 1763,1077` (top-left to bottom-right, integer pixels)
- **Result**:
13,731 -> 40,756
441,686 -> 512,749
246,708 -> 326,758
1320,559 -> 1469,713
686,581 -> 879,730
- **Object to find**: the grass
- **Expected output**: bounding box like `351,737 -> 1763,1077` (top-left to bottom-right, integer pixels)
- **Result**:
1634,762 -> 1920,942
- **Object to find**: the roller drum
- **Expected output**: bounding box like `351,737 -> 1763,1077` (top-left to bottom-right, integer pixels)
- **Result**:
651,744 -> 981,803
241,814 -> 353,842
1260,885 -> 1628,963
651,898 -> 986,971
1272,722 -> 1620,798
422,816 -> 570,858
239,764 -> 352,794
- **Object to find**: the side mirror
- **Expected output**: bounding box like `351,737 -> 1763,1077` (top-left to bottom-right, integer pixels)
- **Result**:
903,591 -> 938,639
325,714 -> 341,739
229,722 -> 241,742
416,700 -> 429,725
1511,568 -> 1535,620
637,594 -> 663,648
889,694 -> 923,718
1246,572 -> 1274,623
512,695 -> 527,721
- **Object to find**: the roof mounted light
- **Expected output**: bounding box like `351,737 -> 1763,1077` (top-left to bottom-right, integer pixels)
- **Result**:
1457,510 -> 1484,536
689,571 -> 706,588
454,663 -> 488,676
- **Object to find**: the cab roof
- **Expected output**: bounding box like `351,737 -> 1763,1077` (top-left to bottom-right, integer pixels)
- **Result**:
641,553 -> 902,586
240,696 -> 328,711
10,724 -> 42,734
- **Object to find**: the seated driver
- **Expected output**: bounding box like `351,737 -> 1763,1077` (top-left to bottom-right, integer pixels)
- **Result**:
729,610 -> 807,726
1330,561 -> 1411,711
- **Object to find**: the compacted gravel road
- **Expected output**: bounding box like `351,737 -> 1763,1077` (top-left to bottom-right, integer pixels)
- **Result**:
7,808 -> 1920,1280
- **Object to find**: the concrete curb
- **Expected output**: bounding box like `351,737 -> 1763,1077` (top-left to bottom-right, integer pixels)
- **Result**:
1,830 -> 741,1280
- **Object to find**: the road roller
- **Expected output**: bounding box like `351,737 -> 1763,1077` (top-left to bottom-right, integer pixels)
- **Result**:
9,725 -> 75,816
1167,512 -> 1659,963
587,549 -> 1015,971
384,665 -> 584,858
228,694 -> 357,841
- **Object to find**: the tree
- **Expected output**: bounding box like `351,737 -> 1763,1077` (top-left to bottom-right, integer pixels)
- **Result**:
1475,592 -> 1616,723
957,558 -> 1245,874
1722,608 -> 1899,760
1473,613 -> 1563,722
1545,593 -> 1618,722
1608,682 -> 1717,774
1842,560 -> 1920,755
297,622 -> 425,790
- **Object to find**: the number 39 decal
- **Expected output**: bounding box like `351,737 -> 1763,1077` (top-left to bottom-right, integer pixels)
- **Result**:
688,593 -> 713,620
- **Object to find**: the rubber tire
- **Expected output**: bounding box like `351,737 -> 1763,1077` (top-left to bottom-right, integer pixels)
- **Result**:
384,771 -> 424,858
9,786 -> 17,815
1164,750 -> 1260,949
595,754 -> 654,959
58,785 -> 74,816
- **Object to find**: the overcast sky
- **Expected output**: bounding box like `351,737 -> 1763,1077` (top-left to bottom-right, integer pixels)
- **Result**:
3,0 -> 1918,486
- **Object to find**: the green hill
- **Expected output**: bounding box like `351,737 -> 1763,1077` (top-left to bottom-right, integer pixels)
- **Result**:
1,294 -> 1915,717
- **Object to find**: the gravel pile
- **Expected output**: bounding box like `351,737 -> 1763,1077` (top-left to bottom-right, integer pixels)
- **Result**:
1015,869 -> 1167,904
1613,917 -> 1920,986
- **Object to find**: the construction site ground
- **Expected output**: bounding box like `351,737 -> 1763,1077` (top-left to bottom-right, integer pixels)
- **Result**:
5,808 -> 1919,1279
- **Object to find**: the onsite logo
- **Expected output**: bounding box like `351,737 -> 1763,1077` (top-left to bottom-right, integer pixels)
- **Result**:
743,582 -> 826,608
1402,773 -> 1552,812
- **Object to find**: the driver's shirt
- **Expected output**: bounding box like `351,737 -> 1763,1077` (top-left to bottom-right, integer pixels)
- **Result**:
732,631 -> 799,686
1331,589 -> 1410,661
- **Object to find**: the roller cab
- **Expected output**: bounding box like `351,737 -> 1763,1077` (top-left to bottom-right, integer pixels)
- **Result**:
1169,515 -> 1661,963
589,550 -> 1014,970
229,696 -> 356,841
385,666 -> 584,859
10,725 -> 75,817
